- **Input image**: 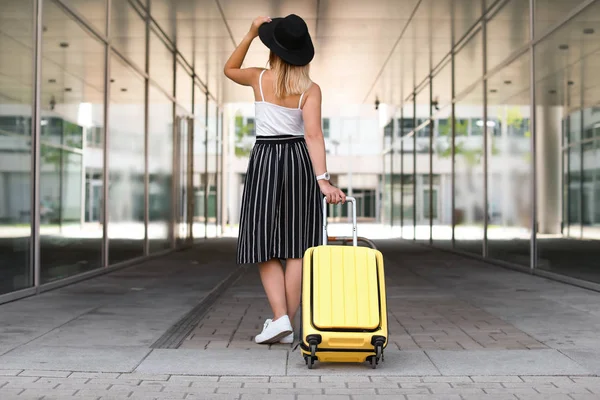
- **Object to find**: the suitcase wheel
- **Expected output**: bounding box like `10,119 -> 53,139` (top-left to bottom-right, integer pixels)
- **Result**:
370,344 -> 384,369
305,343 -> 317,369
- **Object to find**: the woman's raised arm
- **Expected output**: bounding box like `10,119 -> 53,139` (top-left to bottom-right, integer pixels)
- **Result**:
224,16 -> 271,86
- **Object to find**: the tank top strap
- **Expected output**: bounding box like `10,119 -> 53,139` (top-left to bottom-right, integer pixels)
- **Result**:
298,92 -> 305,109
298,82 -> 313,109
258,69 -> 266,102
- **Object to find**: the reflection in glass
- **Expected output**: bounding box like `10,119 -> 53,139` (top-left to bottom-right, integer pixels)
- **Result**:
111,0 -> 146,70
455,29 -> 483,96
415,84 -> 430,240
108,55 -> 145,264
193,85 -> 206,239
533,5 -> 600,282
176,61 -> 193,114
486,0 -> 529,71
431,107 -> 453,241
487,52 -> 532,266
454,83 -> 484,255
61,0 -> 107,34
401,102 -> 415,239
535,0 -> 587,37
148,85 -> 173,252
453,0 -> 481,43
0,0 -> 33,294
150,30 -> 173,94
40,1 -> 105,284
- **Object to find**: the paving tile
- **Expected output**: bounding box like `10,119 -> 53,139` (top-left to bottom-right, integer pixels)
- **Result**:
0,370 -> 22,376
426,350 -> 591,375
0,346 -> 151,373
135,349 -> 287,375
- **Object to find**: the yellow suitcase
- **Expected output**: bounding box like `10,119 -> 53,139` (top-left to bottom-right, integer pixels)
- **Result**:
300,197 -> 388,369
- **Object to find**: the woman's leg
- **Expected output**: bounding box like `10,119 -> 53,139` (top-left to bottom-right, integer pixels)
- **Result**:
284,258 -> 303,327
258,258 -> 288,320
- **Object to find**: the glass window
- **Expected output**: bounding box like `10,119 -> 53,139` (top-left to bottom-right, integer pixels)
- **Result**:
148,84 -> 173,252
454,82 -> 485,256
111,0 -> 146,70
323,118 -> 330,138
431,1 -> 452,69
108,53 -> 146,264
402,100 -> 415,240
535,0 -> 589,37
61,0 -> 107,35
205,99 -> 218,237
193,85 -> 206,238
176,61 -> 193,114
486,0 -> 530,71
0,0 -> 33,294
487,51 -> 532,266
455,29 -> 483,96
453,0 -> 482,42
432,60 -> 452,114
432,107 -> 453,242
150,29 -> 173,95
534,4 -> 600,283
40,0 -> 105,284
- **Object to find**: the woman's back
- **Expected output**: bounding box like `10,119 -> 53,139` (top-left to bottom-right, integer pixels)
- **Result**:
254,69 -> 308,137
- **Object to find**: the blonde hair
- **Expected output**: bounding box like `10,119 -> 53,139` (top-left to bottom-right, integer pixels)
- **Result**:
268,51 -> 312,98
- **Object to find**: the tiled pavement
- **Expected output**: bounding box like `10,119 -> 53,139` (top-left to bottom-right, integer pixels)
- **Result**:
2,372 -> 600,400
2,238 -> 600,399
181,258 -> 547,352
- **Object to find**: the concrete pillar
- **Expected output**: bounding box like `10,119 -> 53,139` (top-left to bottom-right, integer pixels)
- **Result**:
536,105 -> 563,234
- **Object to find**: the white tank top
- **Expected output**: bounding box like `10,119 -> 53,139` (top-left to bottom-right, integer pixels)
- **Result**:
254,69 -> 308,137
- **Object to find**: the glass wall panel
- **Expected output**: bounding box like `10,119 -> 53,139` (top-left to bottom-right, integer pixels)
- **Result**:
111,0 -> 146,70
0,0 -> 33,294
453,0 -> 482,42
40,1 -> 105,284
456,29 -> 483,97
108,54 -> 145,264
431,0 -> 452,70
402,101 -> 415,239
487,51 -> 532,266
432,106 -> 453,241
149,29 -> 173,94
412,1 -> 432,87
391,110 -> 402,227
433,60 -> 452,111
486,0 -> 529,72
193,85 -> 206,239
534,1 -> 600,283
61,0 -> 107,34
415,83 -> 430,240
148,84 -> 173,252
382,149 -> 391,226
176,61 -> 192,114
204,98 -> 218,237
454,82 -> 485,255
535,0 -> 589,38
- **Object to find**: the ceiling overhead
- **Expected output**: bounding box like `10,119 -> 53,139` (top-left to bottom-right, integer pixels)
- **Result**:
2,0 -> 600,112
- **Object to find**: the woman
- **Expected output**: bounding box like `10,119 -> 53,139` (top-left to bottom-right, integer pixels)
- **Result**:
224,14 -> 346,345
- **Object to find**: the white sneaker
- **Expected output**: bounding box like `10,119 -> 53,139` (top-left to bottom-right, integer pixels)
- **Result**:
279,332 -> 294,344
255,316 -> 293,344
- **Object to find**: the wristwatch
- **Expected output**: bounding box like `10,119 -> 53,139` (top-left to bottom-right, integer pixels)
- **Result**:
316,172 -> 330,181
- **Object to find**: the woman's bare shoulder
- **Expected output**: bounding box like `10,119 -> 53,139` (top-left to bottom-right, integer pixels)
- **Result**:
305,81 -> 321,99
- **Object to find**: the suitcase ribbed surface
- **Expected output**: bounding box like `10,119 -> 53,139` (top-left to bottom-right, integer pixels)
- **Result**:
311,246 -> 380,330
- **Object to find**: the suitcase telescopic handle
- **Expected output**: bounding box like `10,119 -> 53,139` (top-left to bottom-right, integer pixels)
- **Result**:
322,196 -> 357,246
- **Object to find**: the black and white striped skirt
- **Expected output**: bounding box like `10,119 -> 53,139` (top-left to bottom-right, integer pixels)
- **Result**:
236,135 -> 323,264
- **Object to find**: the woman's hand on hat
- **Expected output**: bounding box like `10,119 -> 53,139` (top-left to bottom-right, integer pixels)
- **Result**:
319,181 -> 346,205
249,16 -> 272,38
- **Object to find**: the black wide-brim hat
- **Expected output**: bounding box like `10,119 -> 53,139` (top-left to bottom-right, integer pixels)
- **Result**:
258,14 -> 314,66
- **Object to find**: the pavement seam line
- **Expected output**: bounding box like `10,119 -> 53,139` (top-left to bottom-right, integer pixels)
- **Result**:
150,264 -> 248,349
